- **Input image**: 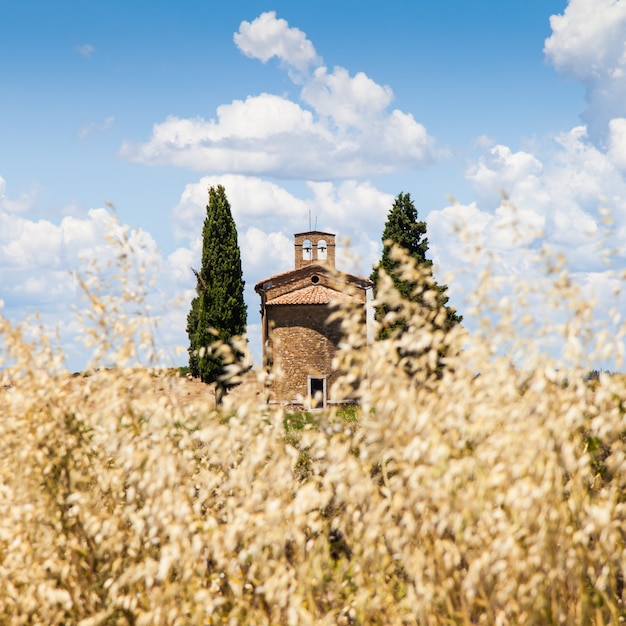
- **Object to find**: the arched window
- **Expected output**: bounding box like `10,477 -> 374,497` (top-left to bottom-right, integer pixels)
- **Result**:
302,239 -> 313,261
317,239 -> 327,260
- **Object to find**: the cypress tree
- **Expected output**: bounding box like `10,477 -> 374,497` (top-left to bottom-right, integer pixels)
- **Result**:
186,185 -> 247,398
370,191 -> 462,342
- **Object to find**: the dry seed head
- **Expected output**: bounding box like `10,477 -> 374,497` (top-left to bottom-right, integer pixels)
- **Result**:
0,210 -> 625,624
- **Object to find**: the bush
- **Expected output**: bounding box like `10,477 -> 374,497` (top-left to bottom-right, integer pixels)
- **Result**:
0,215 -> 625,624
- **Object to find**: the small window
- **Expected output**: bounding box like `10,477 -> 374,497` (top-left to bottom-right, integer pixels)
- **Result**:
302,239 -> 313,261
311,275 -> 320,284
317,239 -> 327,260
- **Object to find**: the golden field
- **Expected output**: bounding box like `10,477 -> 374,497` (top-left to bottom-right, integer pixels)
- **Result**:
1,223 -> 625,625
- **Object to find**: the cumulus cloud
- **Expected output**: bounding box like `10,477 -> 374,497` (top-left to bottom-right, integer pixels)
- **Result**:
234,11 -> 321,76
301,66 -> 393,127
608,117 -> 626,169
466,145 -> 544,205
2,219 -> 64,268
545,0 -> 626,141
240,228 -> 293,281
122,12 -> 438,178
0,176 -> 37,214
121,95 -> 337,178
0,206 -> 132,272
305,180 -> 393,237
427,122 -> 626,353
0,181 -> 191,371
170,174 -> 309,242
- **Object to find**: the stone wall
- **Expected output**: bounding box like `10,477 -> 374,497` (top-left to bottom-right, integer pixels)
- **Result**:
266,303 -> 343,403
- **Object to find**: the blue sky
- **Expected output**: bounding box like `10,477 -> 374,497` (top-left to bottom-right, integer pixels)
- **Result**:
2,0 -> 626,371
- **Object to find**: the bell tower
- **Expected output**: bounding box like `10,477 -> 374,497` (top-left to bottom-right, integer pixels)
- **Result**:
294,230 -> 336,270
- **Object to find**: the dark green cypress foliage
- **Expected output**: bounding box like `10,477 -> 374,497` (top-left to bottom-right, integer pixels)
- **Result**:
186,185 -> 247,393
370,192 -> 462,340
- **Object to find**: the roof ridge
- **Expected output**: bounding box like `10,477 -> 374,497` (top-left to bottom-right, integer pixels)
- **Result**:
267,283 -> 355,306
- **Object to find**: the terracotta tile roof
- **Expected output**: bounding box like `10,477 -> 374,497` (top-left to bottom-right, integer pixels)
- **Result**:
267,284 -> 355,306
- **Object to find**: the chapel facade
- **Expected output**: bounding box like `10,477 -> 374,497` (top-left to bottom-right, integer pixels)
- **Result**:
255,230 -> 371,408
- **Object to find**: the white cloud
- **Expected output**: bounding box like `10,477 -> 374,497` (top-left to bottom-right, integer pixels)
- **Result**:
608,117 -> 626,169
428,121 -> 626,347
0,176 -> 37,214
462,126 -> 626,253
2,218 -> 63,268
545,0 -> 626,140
13,272 -> 72,302
122,13 -> 438,179
0,206 -> 132,271
167,247 -> 197,285
60,212 -> 103,250
234,11 -> 321,76
467,145 -> 544,203
545,0 -> 626,81
121,95 -> 336,177
122,94 -> 436,179
306,180 -> 393,237
171,174 -> 309,242
240,227 -> 292,282
301,66 -> 393,128
0,185 -> 187,371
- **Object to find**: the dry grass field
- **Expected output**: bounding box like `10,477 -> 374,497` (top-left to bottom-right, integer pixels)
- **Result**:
1,223 -> 626,624
119,369 -> 262,412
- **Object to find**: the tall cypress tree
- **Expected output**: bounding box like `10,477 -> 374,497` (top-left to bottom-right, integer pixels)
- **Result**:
186,185 -> 247,397
370,192 -> 462,340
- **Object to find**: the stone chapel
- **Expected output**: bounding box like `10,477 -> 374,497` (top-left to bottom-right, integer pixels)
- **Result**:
255,230 -> 371,408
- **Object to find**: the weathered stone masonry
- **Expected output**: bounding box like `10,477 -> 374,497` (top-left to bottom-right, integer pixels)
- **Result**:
255,230 -> 371,407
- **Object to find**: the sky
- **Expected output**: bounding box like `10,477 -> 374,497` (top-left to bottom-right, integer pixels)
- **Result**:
2,0 -> 626,371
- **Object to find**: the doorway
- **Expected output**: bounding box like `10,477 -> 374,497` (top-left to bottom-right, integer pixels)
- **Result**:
308,376 -> 327,409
